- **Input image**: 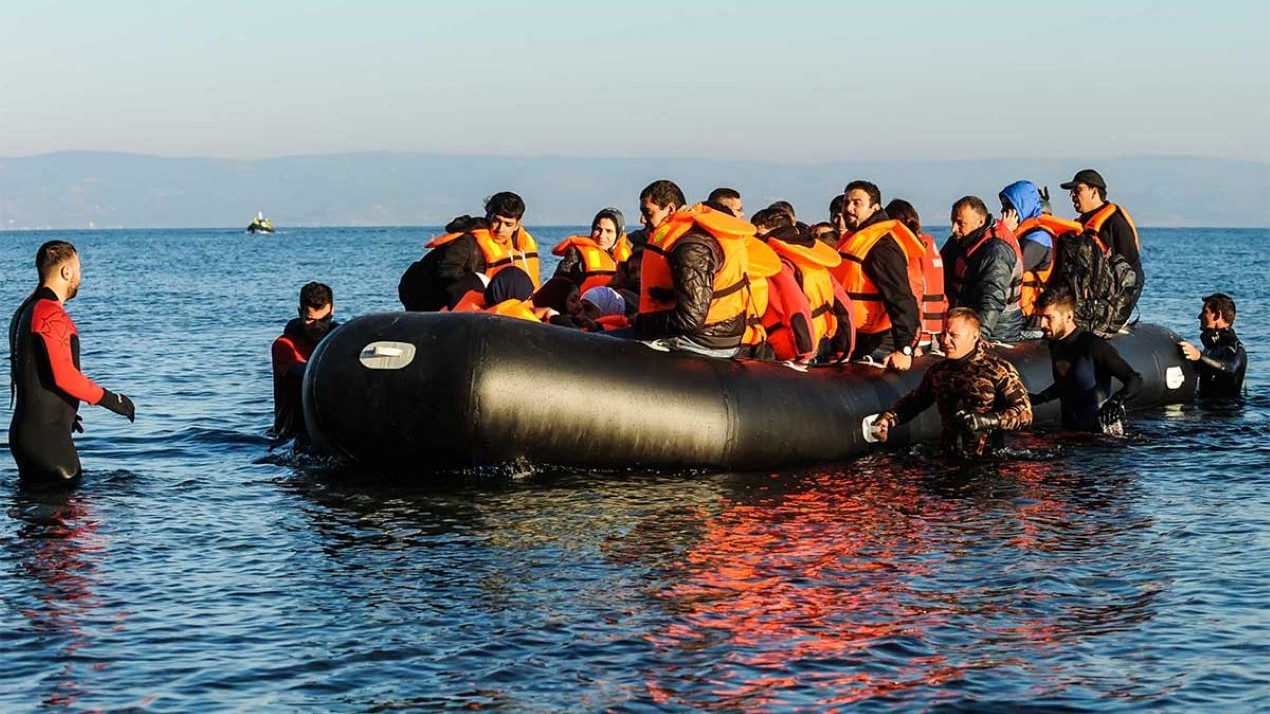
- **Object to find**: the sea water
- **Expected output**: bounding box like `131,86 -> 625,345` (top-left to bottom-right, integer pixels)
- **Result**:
1,227 -> 1266,711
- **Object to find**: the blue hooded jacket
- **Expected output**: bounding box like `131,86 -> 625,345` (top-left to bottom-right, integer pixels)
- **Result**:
998,180 -> 1048,251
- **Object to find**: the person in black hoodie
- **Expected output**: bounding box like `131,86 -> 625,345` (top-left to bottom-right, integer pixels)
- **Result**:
271,282 -> 338,445
1179,293 -> 1247,399
1029,288 -> 1141,434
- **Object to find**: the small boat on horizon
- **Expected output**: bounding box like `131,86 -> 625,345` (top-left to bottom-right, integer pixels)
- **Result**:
247,211 -> 274,234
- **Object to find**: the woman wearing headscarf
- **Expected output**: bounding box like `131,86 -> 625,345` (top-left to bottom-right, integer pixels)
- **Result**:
550,208 -> 632,292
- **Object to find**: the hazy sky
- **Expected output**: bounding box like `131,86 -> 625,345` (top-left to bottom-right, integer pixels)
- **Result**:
3,0 -> 1267,162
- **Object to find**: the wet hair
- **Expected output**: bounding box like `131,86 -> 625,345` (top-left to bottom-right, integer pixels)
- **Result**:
300,281 -> 334,310
951,195 -> 989,220
707,187 -> 741,204
36,240 -> 77,280
639,180 -> 686,210
1202,293 -> 1237,324
829,194 -> 843,220
1036,286 -> 1076,313
484,191 -> 526,221
751,207 -> 794,231
843,180 -> 882,208
884,199 -> 922,235
768,200 -> 796,220
945,306 -> 982,331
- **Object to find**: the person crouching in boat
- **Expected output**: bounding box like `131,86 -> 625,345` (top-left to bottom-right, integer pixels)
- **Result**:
452,267 -> 545,322
550,208 -> 631,292
272,282 -> 338,446
872,308 -> 1033,458
628,180 -> 752,359
397,192 -> 540,311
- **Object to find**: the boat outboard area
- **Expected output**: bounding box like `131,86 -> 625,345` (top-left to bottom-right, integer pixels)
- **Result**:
301,312 -> 1198,473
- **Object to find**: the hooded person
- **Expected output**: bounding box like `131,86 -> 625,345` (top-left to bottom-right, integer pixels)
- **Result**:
473,267 -> 542,322
579,286 -> 630,331
550,208 -> 632,292
999,180 -> 1082,324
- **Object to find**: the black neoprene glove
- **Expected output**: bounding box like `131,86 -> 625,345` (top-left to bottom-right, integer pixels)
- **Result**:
1028,392 -> 1050,405
958,410 -> 1000,433
100,389 -> 136,423
1097,397 -> 1126,431
72,414 -> 84,433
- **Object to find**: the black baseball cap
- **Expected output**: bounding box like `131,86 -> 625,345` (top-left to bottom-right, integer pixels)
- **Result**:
1060,169 -> 1107,190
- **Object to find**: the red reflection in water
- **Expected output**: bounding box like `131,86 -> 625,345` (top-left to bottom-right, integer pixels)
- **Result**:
646,456 -> 1077,709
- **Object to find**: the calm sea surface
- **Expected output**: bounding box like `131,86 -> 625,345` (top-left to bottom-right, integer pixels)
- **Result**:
1,226 -> 1266,711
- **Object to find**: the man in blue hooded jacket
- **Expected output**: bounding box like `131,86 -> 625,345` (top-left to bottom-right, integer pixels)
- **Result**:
1000,180 -> 1082,331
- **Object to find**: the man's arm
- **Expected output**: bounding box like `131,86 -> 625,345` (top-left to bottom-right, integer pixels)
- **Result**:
884,371 -> 936,427
436,234 -> 484,282
993,362 -> 1034,430
1092,339 -> 1143,403
635,237 -> 719,338
31,300 -> 105,404
1104,211 -> 1141,269
864,236 -> 919,348
1020,233 -> 1052,273
963,241 -> 1016,339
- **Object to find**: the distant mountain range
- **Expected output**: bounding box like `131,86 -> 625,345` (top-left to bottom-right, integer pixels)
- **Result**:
0,151 -> 1266,229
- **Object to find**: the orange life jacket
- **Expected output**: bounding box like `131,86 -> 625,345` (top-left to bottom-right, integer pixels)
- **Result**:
1081,202 -> 1140,256
1016,215 -> 1082,316
550,234 -> 633,293
449,290 -> 486,312
833,220 -> 927,336
426,227 -> 541,288
742,237 -> 783,349
766,237 -> 842,347
592,314 -> 631,331
948,220 -> 1025,309
916,233 -> 948,343
486,299 -> 541,322
640,204 -> 753,332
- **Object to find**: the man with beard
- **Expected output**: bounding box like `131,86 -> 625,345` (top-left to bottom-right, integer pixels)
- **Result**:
272,282 -> 338,444
9,240 -> 136,481
1179,293 -> 1247,399
1029,288 -> 1142,434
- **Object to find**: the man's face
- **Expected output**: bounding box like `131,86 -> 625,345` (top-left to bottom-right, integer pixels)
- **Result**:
941,316 -> 980,359
639,198 -> 675,231
300,303 -> 334,341
1038,303 -> 1075,341
489,215 -> 521,243
717,196 -> 744,219
64,254 -> 82,301
843,189 -> 877,230
1199,304 -> 1225,330
1069,183 -> 1102,213
591,217 -> 619,251
950,205 -> 987,239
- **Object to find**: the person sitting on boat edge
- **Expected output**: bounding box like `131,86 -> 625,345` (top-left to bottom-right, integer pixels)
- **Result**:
550,208 -> 631,293
1029,287 -> 1142,434
397,192 -> 540,312
872,307 -> 1033,458
627,180 -> 753,359
832,180 -> 925,370
940,195 -> 1025,343
884,199 -> 946,354
1062,168 -> 1144,326
272,281 -> 337,446
1179,292 -> 1247,399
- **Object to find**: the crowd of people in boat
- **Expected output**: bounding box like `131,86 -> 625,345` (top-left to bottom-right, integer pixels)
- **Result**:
266,169 -> 1247,459
2,168 -> 1251,481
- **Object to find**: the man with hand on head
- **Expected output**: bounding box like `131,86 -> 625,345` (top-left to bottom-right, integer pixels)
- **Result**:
872,308 -> 1032,458
9,240 -> 136,482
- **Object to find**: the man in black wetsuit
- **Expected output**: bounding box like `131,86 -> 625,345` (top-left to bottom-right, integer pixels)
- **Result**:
1029,288 -> 1142,433
8,241 -> 136,482
1179,293 -> 1247,399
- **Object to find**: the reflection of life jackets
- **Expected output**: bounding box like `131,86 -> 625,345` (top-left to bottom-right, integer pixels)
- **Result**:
427,227 -> 541,288
949,221 -> 1024,309
640,204 -> 752,331
1016,215 -> 1082,316
833,220 -> 926,335
550,234 -> 633,292
916,233 -> 947,342
1081,202 -> 1140,256
766,236 -> 842,348
742,237 -> 783,351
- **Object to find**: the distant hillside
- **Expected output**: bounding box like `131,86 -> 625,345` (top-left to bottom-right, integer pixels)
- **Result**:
0,151 -> 1266,229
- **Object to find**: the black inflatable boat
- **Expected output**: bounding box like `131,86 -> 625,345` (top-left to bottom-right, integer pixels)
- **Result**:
302,313 -> 1197,471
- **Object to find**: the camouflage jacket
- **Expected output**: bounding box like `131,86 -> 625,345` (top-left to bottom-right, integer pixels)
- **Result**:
881,340 -> 1032,456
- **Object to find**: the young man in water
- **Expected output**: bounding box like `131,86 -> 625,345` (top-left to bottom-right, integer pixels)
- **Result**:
1179,293 -> 1247,399
272,282 -> 338,445
9,240 -> 136,481
873,308 -> 1032,458
1029,288 -> 1142,433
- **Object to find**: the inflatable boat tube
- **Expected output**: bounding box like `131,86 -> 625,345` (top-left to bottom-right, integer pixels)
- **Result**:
303,313 -> 1198,471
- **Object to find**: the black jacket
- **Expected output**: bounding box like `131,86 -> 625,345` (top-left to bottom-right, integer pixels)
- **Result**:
855,210 -> 920,349
1196,327 -> 1247,399
634,228 -> 745,350
398,234 -> 487,311
1032,328 -> 1142,432
941,221 -> 1024,341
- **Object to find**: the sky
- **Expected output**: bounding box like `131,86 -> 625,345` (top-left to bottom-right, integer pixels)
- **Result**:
2,0 -> 1267,163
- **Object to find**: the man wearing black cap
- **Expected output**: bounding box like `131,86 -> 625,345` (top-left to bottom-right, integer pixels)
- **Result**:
1060,169 -> 1144,321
